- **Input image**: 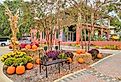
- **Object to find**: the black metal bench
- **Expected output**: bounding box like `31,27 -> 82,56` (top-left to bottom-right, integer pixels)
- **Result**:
39,53 -> 70,78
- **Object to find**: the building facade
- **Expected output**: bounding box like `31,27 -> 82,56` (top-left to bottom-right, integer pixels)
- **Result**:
30,23 -> 110,45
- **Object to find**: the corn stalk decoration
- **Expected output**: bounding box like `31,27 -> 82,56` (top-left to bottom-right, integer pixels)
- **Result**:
5,6 -> 19,52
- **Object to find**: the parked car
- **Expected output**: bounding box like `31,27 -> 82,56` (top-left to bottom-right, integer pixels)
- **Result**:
9,40 -> 39,49
0,38 -> 10,46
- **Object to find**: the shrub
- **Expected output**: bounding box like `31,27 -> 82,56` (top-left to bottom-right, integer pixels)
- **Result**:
88,49 -> 99,59
46,50 -> 60,59
1,51 -> 33,66
64,51 -> 74,59
14,58 -> 27,66
58,53 -> 67,59
4,58 -> 16,66
23,56 -> 33,63
46,50 -> 74,60
1,51 -> 26,62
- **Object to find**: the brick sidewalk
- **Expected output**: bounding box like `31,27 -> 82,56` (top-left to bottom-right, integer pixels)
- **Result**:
55,50 -> 121,82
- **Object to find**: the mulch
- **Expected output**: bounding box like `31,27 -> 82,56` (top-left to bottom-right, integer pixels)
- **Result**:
4,53 -> 111,82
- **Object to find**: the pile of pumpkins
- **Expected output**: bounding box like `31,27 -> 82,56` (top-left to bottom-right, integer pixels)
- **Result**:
1,51 -> 41,75
7,63 -> 34,75
76,49 -> 86,64
25,44 -> 38,50
7,58 -> 40,75
76,49 -> 103,64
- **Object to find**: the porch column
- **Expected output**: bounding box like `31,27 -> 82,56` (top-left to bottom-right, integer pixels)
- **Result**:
59,29 -> 63,42
101,28 -> 103,38
107,30 -> 110,41
76,26 -> 80,43
58,29 -> 63,49
30,29 -> 33,41
33,29 -> 37,43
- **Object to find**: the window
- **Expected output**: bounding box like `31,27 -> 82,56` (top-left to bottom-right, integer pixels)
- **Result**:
36,32 -> 40,39
42,32 -> 46,39
56,30 -> 59,39
0,38 -> 9,42
67,32 -> 75,41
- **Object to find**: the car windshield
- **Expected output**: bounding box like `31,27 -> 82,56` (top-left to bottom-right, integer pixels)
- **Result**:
19,40 -> 31,44
0,38 -> 10,42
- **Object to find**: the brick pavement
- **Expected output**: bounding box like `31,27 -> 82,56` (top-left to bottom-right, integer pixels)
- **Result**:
54,50 -> 121,82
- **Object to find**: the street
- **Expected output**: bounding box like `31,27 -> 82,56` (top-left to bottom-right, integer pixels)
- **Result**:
0,46 -> 11,56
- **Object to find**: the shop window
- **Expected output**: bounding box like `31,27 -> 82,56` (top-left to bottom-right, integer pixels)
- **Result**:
42,32 -> 46,39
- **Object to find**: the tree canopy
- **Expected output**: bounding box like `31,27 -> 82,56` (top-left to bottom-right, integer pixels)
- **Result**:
0,0 -> 120,38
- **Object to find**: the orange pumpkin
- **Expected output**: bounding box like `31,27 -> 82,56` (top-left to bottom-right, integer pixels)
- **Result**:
76,42 -> 80,45
26,63 -> 33,70
76,49 -> 85,54
36,59 -> 41,64
78,58 -> 84,64
97,53 -> 103,59
25,44 -> 31,49
76,49 -> 81,54
7,66 -> 15,75
81,49 -> 85,54
32,45 -> 38,50
16,66 -> 25,75
67,58 -> 72,63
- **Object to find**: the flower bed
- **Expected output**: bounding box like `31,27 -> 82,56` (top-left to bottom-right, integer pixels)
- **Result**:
0,51 -> 34,75
95,45 -> 121,50
1,50 -> 112,82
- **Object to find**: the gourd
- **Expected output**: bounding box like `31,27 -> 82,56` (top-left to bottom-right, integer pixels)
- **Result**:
26,63 -> 33,70
78,58 -> 84,64
16,66 -> 25,75
32,45 -> 38,50
97,53 -> 103,59
36,59 -> 40,64
67,58 -> 72,63
25,44 -> 31,49
76,49 -> 85,54
7,66 -> 15,75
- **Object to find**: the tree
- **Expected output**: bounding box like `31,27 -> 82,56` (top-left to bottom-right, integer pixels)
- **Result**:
0,0 -> 34,38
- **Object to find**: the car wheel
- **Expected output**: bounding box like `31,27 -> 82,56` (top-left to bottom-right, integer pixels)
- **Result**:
1,43 -> 6,46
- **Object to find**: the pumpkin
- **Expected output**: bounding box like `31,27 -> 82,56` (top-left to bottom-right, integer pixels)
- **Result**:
67,58 -> 72,63
32,45 -> 38,50
76,49 -> 85,54
25,44 -> 31,49
16,66 -> 25,75
7,66 -> 15,75
36,59 -> 40,64
97,53 -> 103,59
78,58 -> 84,64
76,50 -> 81,54
26,63 -> 33,70
76,42 -> 80,45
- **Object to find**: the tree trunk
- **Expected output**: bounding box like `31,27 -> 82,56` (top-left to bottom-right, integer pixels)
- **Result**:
84,28 -> 87,51
88,30 -> 91,51
80,28 -> 83,49
50,30 -> 53,50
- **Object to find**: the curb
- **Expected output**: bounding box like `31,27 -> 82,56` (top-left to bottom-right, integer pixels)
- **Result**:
54,51 -> 119,82
0,61 -> 13,82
